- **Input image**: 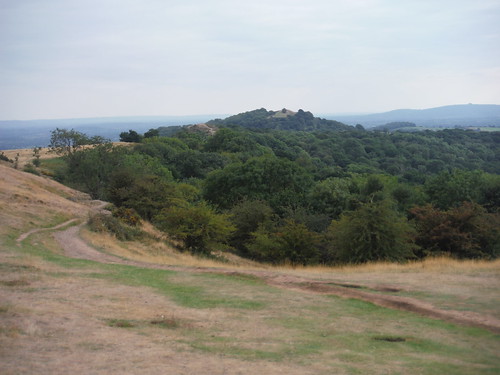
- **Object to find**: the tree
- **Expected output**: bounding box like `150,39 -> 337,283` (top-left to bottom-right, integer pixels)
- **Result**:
275,220 -> 319,265
144,128 -> 160,138
65,143 -> 116,198
229,199 -> 275,253
32,146 -> 42,167
327,200 -> 416,264
49,128 -> 107,157
108,172 -> 176,220
245,219 -> 319,265
307,177 -> 353,220
155,202 -> 235,254
65,145 -> 172,201
203,155 -> 312,212
424,170 -> 484,209
410,202 -> 499,259
119,130 -> 143,143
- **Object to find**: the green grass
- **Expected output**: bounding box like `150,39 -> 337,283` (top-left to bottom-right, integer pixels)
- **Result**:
88,266 -> 267,310
39,157 -> 67,179
387,289 -> 500,318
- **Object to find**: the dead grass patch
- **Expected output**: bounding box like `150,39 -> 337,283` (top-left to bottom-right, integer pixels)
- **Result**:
373,336 -> 407,342
0,279 -> 31,287
106,319 -> 137,328
150,314 -> 181,329
1,143 -> 133,169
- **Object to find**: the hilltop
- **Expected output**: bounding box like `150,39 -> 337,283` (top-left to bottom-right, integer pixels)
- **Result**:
207,108 -> 351,131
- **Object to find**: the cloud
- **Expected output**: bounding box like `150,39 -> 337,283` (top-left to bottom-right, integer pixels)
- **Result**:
0,0 -> 499,118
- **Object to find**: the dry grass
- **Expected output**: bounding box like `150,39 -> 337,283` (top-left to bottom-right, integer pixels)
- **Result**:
0,164 -> 90,239
83,211 -> 500,275
0,142 -> 134,168
1,147 -> 53,168
81,225 -> 265,270
282,256 -> 500,275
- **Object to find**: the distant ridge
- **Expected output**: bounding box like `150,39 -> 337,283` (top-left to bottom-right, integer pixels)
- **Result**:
0,114 -> 227,150
324,104 -> 500,128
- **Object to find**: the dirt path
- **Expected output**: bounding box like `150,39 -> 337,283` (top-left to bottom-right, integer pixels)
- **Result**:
19,206 -> 500,334
16,218 -> 79,244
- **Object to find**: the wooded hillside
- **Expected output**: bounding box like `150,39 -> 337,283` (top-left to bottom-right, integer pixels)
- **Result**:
29,109 -> 499,265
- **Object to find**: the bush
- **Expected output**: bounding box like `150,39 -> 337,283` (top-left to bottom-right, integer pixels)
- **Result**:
88,213 -> 143,241
112,207 -> 141,226
23,163 -> 40,176
0,152 -> 12,163
154,202 -> 235,254
411,202 -> 500,259
327,200 -> 417,264
246,220 -> 319,265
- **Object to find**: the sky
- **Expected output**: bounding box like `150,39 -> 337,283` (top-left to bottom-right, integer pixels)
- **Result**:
0,0 -> 499,120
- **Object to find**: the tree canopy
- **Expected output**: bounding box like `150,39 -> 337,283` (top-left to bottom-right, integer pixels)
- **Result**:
46,112 -> 499,264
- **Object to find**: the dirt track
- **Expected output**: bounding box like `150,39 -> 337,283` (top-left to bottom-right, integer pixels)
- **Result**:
26,205 -> 500,335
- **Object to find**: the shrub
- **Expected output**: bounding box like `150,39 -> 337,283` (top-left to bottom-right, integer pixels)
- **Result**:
112,207 -> 141,226
88,213 -> 143,241
154,202 -> 235,254
327,200 -> 417,264
23,163 -> 40,176
411,202 -> 500,259
0,152 -> 12,163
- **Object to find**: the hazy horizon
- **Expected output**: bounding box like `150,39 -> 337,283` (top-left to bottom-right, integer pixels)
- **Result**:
1,1 -> 499,120
1,103 -> 499,123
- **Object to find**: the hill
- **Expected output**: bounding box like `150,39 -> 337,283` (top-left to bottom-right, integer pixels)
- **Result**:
1,162 -> 500,374
207,108 -> 351,131
326,104 -> 500,128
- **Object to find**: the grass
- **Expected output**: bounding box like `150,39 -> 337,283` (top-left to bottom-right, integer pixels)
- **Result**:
81,225 -> 263,269
5,234 -> 500,374
180,293 -> 500,373
6,218 -> 500,374
8,217 -> 500,372
286,256 -> 500,274
87,265 -> 267,310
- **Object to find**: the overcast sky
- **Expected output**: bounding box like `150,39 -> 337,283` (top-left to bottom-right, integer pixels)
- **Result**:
1,0 -> 499,120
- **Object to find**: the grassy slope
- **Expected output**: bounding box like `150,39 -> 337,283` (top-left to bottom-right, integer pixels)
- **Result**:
1,162 -> 499,374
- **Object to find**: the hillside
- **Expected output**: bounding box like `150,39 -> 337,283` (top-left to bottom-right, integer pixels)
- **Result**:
23,122 -> 498,267
328,104 -> 500,128
1,161 -> 500,374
